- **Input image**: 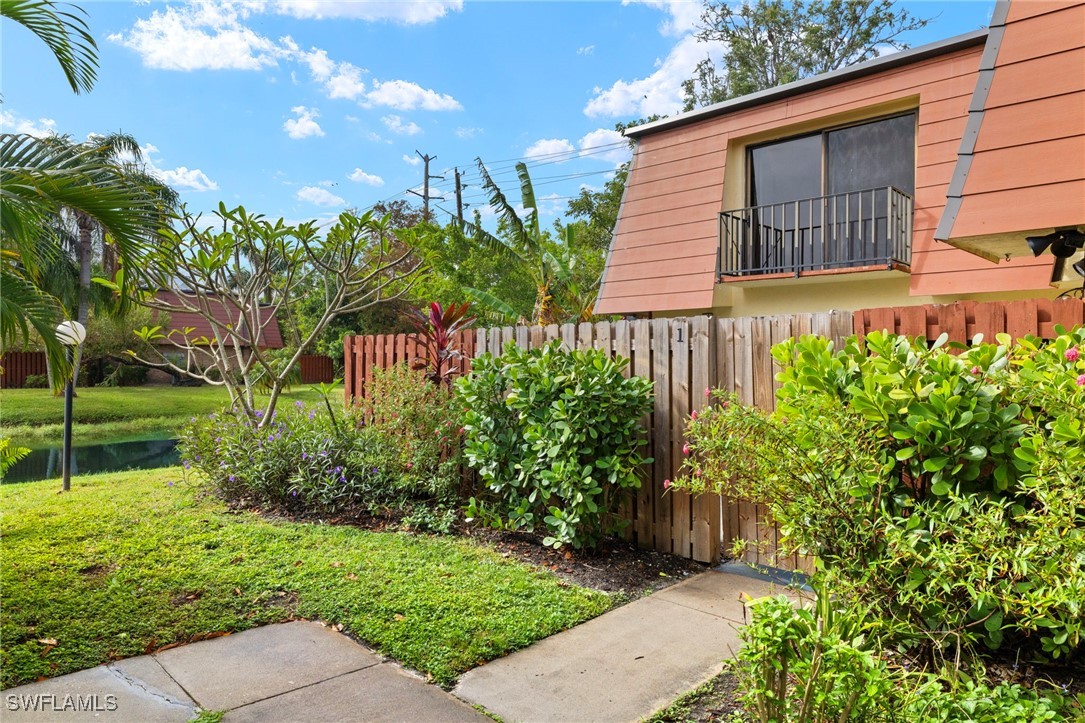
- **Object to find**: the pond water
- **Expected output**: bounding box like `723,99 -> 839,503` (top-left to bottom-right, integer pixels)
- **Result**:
3,437 -> 180,484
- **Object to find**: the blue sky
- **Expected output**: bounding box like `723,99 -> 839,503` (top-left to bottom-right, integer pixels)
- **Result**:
2,0 -> 994,229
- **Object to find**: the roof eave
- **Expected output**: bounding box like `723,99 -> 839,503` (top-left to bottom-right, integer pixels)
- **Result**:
624,29 -> 990,139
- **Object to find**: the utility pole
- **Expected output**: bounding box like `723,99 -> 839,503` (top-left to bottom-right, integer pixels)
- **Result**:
454,167 -> 465,226
408,151 -> 443,221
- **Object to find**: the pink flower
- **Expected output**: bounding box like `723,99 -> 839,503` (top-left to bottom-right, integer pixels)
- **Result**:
406,462 -> 414,470
704,387 -> 711,398
663,479 -> 672,489
971,366 -> 981,375
458,427 -> 466,434
694,470 -> 702,478
682,443 -> 691,455
1066,347 -> 1080,362
1077,374 -> 1085,387
722,400 -> 730,409
690,410 -> 698,420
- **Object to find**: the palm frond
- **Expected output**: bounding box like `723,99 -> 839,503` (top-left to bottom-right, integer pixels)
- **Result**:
1,0 -> 98,94
475,157 -> 530,248
515,162 -> 542,242
0,264 -> 72,389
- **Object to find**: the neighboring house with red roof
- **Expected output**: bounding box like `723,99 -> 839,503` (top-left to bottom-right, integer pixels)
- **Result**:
153,290 -> 284,351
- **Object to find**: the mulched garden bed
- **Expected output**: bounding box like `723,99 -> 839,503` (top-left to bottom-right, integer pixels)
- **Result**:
464,528 -> 709,597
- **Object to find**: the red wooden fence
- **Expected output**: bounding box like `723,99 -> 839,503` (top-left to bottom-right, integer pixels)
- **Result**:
854,298 -> 1084,344
342,330 -> 476,402
0,352 -> 47,388
298,355 -> 334,384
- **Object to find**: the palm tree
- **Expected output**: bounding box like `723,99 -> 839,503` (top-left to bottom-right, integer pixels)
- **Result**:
0,0 -> 98,94
462,160 -> 582,326
0,133 -> 164,387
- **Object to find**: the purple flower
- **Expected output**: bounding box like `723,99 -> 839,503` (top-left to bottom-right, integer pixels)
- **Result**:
291,490 -> 298,497
183,461 -> 191,469
308,411 -> 316,420
215,437 -> 222,442
228,475 -> 236,482
333,466 -> 342,474
295,400 -> 305,409
255,410 -> 264,418
168,481 -> 174,487
339,476 -> 346,483
302,452 -> 309,460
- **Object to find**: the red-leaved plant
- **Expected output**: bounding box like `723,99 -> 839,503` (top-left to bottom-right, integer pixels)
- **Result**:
406,302 -> 476,387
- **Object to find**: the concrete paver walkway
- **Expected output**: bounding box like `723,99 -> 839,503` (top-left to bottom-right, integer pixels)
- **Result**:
454,570 -> 789,723
2,622 -> 484,722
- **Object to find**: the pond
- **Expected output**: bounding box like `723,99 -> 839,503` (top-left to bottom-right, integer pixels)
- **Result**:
3,437 -> 180,484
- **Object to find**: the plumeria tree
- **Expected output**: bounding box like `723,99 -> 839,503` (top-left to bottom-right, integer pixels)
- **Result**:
129,203 -> 426,426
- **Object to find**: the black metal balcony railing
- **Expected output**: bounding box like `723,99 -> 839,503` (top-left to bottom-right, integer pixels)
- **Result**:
718,186 -> 913,278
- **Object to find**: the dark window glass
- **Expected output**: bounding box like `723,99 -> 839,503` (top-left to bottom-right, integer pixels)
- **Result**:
826,114 -> 915,196
748,134 -> 822,206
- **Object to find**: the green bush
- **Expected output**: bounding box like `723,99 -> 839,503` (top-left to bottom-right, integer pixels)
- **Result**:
677,328 -> 1085,660
737,589 -> 1078,722
22,374 -> 48,389
456,341 -> 653,549
179,365 -> 463,531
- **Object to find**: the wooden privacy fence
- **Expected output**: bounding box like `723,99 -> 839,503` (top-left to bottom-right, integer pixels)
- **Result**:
342,330 -> 476,401
298,355 -> 334,384
0,352 -> 47,388
344,298 -> 1084,567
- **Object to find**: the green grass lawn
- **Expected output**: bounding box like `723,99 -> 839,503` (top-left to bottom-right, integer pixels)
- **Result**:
0,468 -> 610,688
0,385 -> 344,445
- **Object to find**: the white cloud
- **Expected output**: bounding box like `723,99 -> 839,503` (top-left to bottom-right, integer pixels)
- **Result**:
348,168 -> 384,186
365,80 -> 463,111
577,45 -> 595,56
455,127 -> 482,139
156,166 -> 220,192
0,110 -> 58,137
578,128 -> 631,164
275,0 -> 463,24
128,143 -> 219,192
108,2 -> 292,71
283,106 -> 324,139
524,138 -> 576,161
624,0 -> 703,37
403,154 -> 422,166
584,34 -> 711,118
297,185 -> 346,206
300,48 -> 367,100
381,114 -> 421,136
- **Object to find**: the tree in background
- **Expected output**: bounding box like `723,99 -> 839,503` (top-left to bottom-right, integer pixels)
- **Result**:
129,204 -> 425,424
682,0 -> 929,110
461,160 -> 595,326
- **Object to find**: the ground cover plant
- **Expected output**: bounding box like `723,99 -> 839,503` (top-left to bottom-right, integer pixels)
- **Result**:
0,385 -> 341,445
670,327 -> 1085,720
180,367 -> 461,531
457,341 -> 654,549
0,468 -> 610,689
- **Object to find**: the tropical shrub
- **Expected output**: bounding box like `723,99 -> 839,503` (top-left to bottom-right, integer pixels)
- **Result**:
0,438 -> 31,479
404,301 -> 475,387
457,341 -> 653,549
179,365 -> 463,531
676,328 -> 1085,660
22,373 -> 48,388
737,590 -> 1078,723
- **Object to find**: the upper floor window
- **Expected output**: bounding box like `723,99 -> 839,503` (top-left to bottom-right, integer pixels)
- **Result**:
721,113 -> 916,277
749,112 -> 916,205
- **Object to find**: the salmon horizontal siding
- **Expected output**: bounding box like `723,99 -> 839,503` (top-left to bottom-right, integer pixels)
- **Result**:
603,254 -> 717,283
622,166 -> 728,204
1006,0 -> 1085,24
613,219 -> 720,250
618,196 -> 722,228
984,48 -> 1085,108
913,266 -> 1054,296
608,237 -> 723,265
963,137 -> 1085,195
952,180 -> 1085,238
995,5 -> 1085,65
974,92 -> 1085,151
596,290 -> 715,315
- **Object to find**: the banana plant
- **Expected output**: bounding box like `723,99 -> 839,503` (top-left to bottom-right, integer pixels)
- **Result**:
460,159 -> 589,326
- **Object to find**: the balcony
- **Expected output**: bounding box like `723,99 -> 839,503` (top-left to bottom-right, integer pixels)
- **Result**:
718,186 -> 913,279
